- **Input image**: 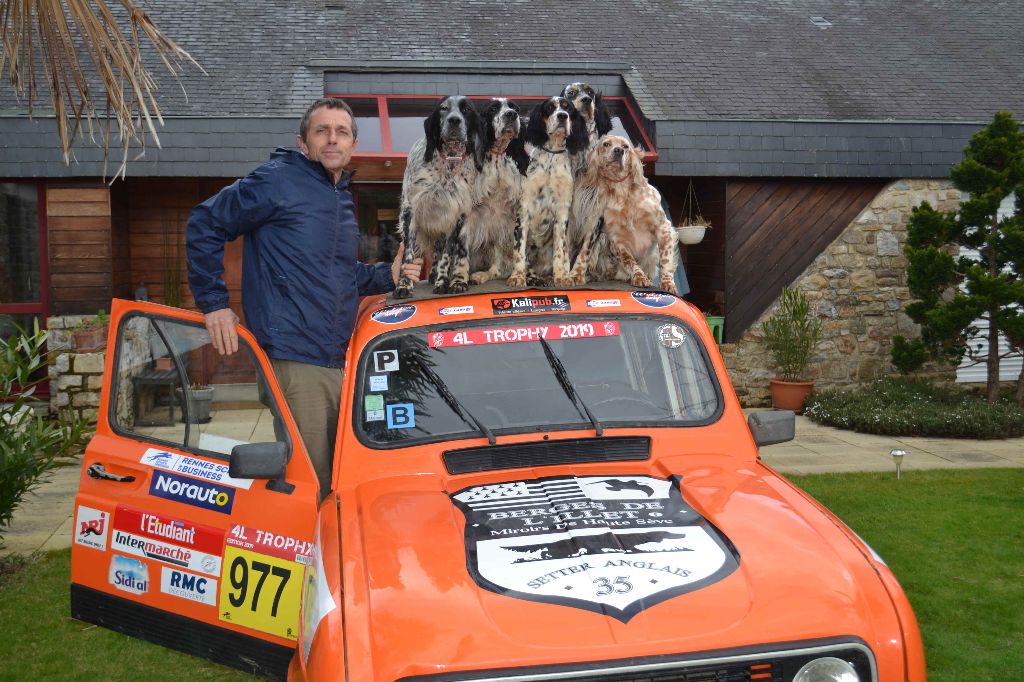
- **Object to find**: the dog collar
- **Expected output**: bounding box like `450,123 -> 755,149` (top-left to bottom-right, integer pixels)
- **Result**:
541,146 -> 567,154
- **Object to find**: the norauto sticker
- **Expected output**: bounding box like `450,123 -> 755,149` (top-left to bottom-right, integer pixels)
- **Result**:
109,555 -> 149,595
112,510 -> 223,576
226,525 -> 313,565
74,505 -> 109,551
631,291 -> 677,308
491,295 -> 570,315
161,567 -> 218,606
451,475 -> 739,623
148,470 -> 235,515
371,304 -> 417,324
429,321 -> 620,348
140,448 -> 253,490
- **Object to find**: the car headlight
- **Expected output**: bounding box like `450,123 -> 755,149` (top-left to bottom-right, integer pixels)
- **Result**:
793,656 -> 860,682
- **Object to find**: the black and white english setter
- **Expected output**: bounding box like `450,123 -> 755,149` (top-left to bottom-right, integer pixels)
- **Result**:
393,95 -> 484,298
506,96 -> 590,288
445,98 -> 528,290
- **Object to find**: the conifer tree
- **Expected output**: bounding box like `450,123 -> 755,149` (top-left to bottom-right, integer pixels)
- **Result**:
892,111 -> 1024,404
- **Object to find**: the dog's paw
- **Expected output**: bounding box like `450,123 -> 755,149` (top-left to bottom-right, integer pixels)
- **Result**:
526,274 -> 550,288
393,281 -> 414,299
553,276 -> 574,288
660,279 -> 677,295
470,271 -> 492,285
432,280 -> 450,295
567,271 -> 587,286
630,272 -> 654,288
506,274 -> 527,288
448,279 -> 469,294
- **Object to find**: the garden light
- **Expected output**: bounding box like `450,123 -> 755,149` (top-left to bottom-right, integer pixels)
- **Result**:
890,448 -> 906,480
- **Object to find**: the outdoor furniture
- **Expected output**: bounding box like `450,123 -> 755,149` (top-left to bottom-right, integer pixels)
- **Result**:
132,368 -> 179,426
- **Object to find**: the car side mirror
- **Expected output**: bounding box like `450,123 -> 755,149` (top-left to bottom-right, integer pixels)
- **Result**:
229,442 -> 289,479
748,410 -> 795,447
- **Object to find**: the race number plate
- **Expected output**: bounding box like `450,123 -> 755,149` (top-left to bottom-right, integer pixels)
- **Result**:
218,545 -> 303,640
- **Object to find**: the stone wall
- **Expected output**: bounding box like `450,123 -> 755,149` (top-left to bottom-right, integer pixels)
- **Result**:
46,315 -> 106,422
723,178 -> 961,406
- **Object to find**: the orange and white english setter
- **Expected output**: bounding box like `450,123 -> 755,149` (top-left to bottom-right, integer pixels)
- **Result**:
579,135 -> 677,293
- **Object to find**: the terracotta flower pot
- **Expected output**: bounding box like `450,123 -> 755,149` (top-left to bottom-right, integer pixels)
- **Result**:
73,327 -> 108,353
769,379 -> 815,412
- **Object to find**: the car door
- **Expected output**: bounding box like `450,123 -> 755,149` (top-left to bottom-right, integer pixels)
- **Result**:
70,299 -> 320,679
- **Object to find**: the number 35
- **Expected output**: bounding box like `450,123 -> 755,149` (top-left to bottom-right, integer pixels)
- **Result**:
593,576 -> 633,596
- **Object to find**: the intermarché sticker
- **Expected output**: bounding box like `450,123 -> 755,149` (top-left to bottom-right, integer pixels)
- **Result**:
491,295 -> 570,315
429,321 -> 620,348
219,545 -> 303,640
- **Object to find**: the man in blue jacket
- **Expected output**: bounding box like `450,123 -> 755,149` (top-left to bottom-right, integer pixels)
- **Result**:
187,98 -> 421,497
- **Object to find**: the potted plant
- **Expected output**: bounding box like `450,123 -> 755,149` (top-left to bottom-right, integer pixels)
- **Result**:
70,310 -> 109,353
176,383 -> 215,423
761,288 -> 822,411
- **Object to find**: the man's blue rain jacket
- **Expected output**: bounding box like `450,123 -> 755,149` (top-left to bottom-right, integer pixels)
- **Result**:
186,148 -> 395,368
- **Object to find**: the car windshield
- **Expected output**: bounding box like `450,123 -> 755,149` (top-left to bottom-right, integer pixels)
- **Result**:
356,314 -> 721,447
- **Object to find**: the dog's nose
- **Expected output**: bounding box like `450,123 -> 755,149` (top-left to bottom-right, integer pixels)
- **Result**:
556,111 -> 568,121
503,110 -> 517,121
447,116 -> 462,127
612,147 -> 625,158
581,96 -> 592,105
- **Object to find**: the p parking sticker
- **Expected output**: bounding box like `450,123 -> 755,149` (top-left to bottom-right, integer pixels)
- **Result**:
373,350 -> 400,373
371,304 -> 417,324
631,291 -> 676,308
452,475 -> 739,622
491,295 -> 570,315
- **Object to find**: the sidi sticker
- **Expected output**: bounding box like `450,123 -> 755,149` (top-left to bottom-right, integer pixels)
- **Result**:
451,475 -> 739,623
109,555 -> 150,595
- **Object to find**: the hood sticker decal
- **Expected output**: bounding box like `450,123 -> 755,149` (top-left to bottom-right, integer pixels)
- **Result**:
452,475 -> 739,623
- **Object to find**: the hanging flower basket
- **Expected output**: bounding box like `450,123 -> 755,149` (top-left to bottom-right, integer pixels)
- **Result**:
676,224 -> 707,244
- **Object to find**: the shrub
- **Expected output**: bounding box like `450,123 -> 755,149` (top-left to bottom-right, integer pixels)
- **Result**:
804,377 -> 1024,439
1,318 -> 92,547
761,287 -> 822,381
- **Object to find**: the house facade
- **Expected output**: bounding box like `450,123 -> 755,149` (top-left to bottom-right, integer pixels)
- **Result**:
1,0 -> 1022,406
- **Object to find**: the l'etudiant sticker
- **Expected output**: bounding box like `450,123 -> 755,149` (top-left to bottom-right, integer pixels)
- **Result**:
451,475 -> 739,623
429,321 -> 620,348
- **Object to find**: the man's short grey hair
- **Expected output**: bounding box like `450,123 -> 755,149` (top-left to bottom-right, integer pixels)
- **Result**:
299,98 -> 358,141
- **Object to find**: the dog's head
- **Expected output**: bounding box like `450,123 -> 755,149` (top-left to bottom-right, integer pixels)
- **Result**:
562,82 -> 613,138
480,98 -> 521,150
424,95 -> 484,170
587,134 -> 645,185
524,96 -> 590,155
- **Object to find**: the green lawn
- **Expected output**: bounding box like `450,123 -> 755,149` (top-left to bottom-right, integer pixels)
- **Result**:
1,469 -> 1021,680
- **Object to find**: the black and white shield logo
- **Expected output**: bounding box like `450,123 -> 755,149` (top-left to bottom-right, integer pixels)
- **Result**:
452,475 -> 739,622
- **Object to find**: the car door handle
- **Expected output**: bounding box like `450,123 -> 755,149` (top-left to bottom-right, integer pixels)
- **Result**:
87,463 -> 137,483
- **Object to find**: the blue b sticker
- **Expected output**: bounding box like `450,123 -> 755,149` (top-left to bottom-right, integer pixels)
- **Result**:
386,403 -> 416,429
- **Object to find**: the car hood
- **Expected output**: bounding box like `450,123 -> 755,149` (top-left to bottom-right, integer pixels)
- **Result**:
346,456 -> 888,679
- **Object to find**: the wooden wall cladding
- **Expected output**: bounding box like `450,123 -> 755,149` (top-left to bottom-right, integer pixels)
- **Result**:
47,183 -> 113,314
724,178 -> 886,342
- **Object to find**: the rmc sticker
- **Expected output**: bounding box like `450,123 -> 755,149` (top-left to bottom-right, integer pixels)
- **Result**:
429,321 -> 620,348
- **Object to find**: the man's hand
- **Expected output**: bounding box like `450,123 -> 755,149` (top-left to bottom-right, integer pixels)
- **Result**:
392,242 -> 423,285
205,308 -> 240,355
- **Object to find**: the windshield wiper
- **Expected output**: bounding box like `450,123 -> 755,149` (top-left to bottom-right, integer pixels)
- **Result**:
411,356 -> 496,445
538,336 -> 603,437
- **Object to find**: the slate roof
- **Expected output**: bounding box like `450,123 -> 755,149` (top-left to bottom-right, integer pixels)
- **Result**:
1,0 -> 1022,177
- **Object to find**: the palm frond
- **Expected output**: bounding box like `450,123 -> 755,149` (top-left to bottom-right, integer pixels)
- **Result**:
0,0 -> 204,179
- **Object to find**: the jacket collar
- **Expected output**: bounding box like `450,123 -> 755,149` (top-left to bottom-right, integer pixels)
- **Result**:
272,147 -> 356,189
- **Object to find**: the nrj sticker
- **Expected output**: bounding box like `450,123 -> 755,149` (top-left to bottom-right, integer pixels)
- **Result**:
75,505 -> 109,551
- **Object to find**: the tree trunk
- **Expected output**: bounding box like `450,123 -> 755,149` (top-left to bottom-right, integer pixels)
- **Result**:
1017,364 -> 1024,406
987,315 -> 1000,402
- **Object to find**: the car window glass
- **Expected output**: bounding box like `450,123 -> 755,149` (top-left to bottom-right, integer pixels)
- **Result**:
357,315 -> 720,447
111,313 -> 288,459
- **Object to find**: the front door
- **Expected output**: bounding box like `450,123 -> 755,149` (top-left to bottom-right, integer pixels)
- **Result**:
70,299 -> 319,678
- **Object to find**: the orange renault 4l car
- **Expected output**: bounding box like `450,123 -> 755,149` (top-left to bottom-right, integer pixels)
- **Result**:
71,282 -> 925,681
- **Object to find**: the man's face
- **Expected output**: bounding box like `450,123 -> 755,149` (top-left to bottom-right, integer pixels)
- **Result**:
297,107 -> 357,180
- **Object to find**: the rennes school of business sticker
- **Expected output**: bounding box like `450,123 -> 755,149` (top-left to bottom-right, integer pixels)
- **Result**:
451,475 -> 739,622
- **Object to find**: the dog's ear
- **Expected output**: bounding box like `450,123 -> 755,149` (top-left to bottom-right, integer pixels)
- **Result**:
423,105 -> 442,164
584,139 -> 604,185
463,101 -> 486,171
566,106 -> 590,155
524,103 -> 549,148
629,144 -> 646,184
508,128 -> 531,175
479,100 -> 498,147
594,92 -> 613,137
